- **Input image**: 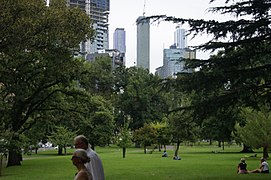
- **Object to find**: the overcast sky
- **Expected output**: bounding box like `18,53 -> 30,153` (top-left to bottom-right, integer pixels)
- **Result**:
109,0 -> 227,73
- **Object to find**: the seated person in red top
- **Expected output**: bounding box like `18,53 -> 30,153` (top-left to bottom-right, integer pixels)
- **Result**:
237,158 -> 248,174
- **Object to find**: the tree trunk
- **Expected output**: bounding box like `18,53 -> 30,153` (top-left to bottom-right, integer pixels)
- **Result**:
144,145 -> 146,154
222,141 -> 225,150
263,146 -> 269,159
218,141 -> 221,148
174,141 -> 180,157
7,135 -> 22,167
58,146 -> 63,155
0,154 -> 3,176
240,144 -> 254,153
7,149 -> 21,167
122,147 -> 126,158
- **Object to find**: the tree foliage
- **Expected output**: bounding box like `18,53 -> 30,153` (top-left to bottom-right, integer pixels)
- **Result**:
48,126 -> 77,155
77,95 -> 114,150
115,67 -> 167,130
133,123 -> 158,154
235,106 -> 271,158
80,56 -> 115,99
146,0 -> 271,116
116,119 -> 133,158
0,0 -> 94,166
144,0 -> 271,152
151,122 -> 171,151
168,110 -> 198,156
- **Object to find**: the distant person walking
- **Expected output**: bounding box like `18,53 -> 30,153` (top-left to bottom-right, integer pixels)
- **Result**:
72,149 -> 92,180
74,135 -> 105,180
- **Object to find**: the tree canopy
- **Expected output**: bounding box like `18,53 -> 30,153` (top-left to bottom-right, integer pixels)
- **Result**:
0,0 -> 94,166
235,106 -> 271,158
146,0 -> 271,114
144,0 -> 271,148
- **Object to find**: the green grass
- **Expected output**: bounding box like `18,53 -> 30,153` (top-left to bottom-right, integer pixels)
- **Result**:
1,145 -> 270,180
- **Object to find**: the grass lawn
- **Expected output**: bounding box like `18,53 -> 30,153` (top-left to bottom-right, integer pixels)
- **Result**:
1,144 -> 270,180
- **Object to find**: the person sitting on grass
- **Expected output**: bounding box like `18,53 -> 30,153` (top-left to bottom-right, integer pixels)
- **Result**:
72,149 -> 92,180
162,150 -> 168,157
249,158 -> 269,174
237,158 -> 248,174
173,155 -> 181,160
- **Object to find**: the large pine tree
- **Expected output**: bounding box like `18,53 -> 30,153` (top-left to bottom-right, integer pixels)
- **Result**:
145,0 -> 271,149
147,0 -> 271,117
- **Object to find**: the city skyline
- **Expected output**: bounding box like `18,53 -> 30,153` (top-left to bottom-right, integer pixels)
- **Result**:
109,0 -> 227,73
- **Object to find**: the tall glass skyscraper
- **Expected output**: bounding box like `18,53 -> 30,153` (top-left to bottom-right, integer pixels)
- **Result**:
136,16 -> 150,70
174,25 -> 187,49
113,28 -> 126,53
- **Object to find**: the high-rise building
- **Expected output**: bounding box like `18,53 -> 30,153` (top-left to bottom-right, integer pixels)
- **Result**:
113,28 -> 126,53
136,16 -> 150,70
155,27 -> 196,78
162,45 -> 195,78
174,26 -> 187,49
66,0 -> 110,54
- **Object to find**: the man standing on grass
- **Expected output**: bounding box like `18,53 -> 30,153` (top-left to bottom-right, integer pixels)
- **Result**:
74,135 -> 105,180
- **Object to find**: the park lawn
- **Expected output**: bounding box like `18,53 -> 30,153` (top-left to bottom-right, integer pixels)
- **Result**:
1,145 -> 270,180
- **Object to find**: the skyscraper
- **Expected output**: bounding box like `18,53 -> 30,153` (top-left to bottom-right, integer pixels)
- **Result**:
174,26 -> 187,49
163,45 -> 195,78
66,0 -> 110,54
136,16 -> 150,70
113,28 -> 126,53
155,27 -> 196,79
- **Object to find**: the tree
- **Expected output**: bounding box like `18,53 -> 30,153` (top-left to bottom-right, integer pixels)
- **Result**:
0,0 -> 93,166
200,106 -> 239,149
145,0 -> 271,153
78,95 -> 115,150
116,67 -> 167,130
80,56 -> 115,99
151,122 -> 171,151
235,106 -> 271,158
168,110 -> 198,157
49,126 -> 77,155
116,118 -> 133,158
150,0 -> 271,109
133,123 -> 158,154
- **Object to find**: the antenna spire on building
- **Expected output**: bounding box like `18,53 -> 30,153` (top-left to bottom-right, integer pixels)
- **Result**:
143,0 -> 146,16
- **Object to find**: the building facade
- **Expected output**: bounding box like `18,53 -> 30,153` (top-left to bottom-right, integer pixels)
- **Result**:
113,28 -> 126,53
66,0 -> 110,54
136,16 -> 150,70
174,25 -> 187,49
155,27 -> 196,78
86,49 -> 125,68
160,45 -> 196,78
